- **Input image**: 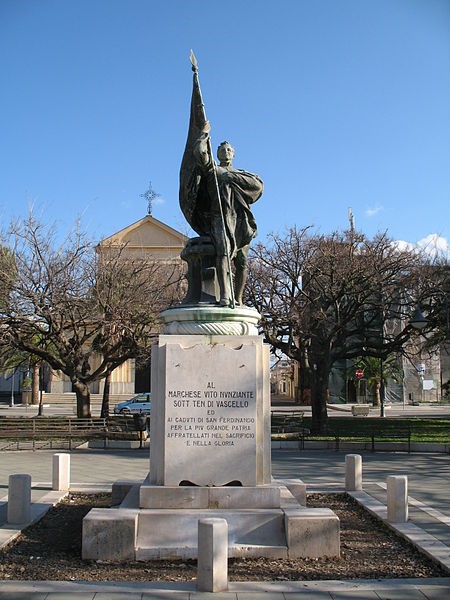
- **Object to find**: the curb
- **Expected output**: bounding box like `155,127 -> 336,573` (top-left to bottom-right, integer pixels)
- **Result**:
349,490 -> 450,574
0,489 -> 68,550
0,577 -> 449,595
271,440 -> 450,452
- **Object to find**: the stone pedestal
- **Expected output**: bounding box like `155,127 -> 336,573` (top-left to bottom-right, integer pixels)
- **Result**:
82,323 -> 340,562
150,334 -> 270,487
160,305 -> 260,336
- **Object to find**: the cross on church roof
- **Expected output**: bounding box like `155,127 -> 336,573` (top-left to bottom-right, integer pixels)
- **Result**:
140,181 -> 161,215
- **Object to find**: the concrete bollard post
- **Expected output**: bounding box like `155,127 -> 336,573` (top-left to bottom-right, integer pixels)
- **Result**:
7,474 -> 32,524
345,454 -> 362,491
52,453 -> 71,491
387,475 -> 408,523
197,518 -> 228,592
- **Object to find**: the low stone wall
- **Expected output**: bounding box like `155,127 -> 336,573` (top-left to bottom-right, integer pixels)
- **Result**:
271,440 -> 450,453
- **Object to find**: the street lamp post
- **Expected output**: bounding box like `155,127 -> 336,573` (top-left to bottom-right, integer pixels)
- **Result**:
38,364 -> 44,417
10,369 -> 15,408
378,302 -> 387,418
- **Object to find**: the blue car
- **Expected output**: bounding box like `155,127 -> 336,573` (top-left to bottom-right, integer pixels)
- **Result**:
114,393 -> 151,414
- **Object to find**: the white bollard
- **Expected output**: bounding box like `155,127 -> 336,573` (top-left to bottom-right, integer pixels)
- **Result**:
345,454 -> 362,491
387,475 -> 408,523
197,518 -> 228,592
7,474 -> 32,524
52,453 -> 71,491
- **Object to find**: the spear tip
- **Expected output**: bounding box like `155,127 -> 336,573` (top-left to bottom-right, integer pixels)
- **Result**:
189,49 -> 198,72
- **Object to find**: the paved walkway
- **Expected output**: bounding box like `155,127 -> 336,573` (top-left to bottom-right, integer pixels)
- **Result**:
0,578 -> 450,598
273,449 -> 450,547
0,449 -> 449,598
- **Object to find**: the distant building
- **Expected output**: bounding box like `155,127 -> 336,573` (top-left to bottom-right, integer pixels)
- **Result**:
270,358 -> 295,398
272,344 -> 449,407
98,214 -> 186,262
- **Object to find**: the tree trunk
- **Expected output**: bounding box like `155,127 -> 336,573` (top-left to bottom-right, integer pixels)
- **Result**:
72,380 -> 91,418
101,372 -> 111,418
310,359 -> 330,434
373,382 -> 381,407
32,363 -> 40,405
298,353 -> 312,405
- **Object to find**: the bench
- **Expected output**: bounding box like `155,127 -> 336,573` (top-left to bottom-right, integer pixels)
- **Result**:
271,410 -> 310,449
0,415 -> 140,451
327,427 -> 411,453
271,410 -> 305,433
371,428 -> 411,453
327,429 -> 368,451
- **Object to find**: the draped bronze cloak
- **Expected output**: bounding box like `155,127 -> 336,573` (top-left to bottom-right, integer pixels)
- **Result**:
179,73 -> 263,257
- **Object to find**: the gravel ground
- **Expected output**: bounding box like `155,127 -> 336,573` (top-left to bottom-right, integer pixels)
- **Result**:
0,492 -> 448,582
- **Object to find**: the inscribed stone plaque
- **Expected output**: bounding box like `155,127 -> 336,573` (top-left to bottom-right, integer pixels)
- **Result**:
163,342 -> 258,486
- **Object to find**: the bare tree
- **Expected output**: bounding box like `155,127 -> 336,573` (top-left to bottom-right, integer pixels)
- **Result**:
247,227 -> 436,433
1,214 -> 183,417
421,263 -> 450,344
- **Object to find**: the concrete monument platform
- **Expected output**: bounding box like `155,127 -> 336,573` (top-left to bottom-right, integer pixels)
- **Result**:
83,479 -> 340,560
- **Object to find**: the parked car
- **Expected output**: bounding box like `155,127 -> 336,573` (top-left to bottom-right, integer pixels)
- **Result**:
114,393 -> 151,414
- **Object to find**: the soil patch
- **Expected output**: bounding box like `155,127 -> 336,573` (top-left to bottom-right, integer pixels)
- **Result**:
0,492 -> 448,582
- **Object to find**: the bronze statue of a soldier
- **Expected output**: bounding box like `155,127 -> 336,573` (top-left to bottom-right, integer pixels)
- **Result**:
179,52 -> 263,307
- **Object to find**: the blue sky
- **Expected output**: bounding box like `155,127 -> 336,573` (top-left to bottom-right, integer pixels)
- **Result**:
1,0 -> 449,253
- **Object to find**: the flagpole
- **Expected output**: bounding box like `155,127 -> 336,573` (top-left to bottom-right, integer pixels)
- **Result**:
189,50 -> 235,309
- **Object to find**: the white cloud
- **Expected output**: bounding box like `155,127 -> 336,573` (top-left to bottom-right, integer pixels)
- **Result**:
416,234 -> 449,254
394,239 -> 414,252
365,205 -> 383,218
395,234 -> 450,259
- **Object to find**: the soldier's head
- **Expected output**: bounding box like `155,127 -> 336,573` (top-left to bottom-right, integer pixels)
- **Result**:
217,141 -> 235,165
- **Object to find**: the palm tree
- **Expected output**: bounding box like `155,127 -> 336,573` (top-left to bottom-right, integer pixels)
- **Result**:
1,341 -> 47,409
350,355 -> 403,406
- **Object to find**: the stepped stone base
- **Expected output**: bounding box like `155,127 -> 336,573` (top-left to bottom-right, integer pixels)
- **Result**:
82,333 -> 340,562
82,479 -> 340,561
140,484 -> 281,509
